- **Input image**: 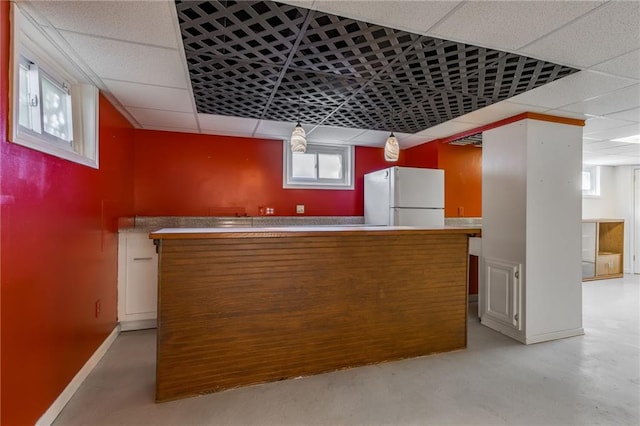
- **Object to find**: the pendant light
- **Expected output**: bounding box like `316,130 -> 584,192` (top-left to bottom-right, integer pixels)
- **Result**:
384,111 -> 399,161
291,97 -> 307,153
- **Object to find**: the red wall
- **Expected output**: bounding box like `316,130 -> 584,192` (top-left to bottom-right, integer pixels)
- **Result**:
406,141 -> 482,217
1,2 -> 135,421
134,130 -> 396,217
133,129 -> 481,218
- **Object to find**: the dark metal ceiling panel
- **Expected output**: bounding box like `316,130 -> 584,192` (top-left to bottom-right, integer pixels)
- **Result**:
174,0 -> 580,135
291,12 -> 420,79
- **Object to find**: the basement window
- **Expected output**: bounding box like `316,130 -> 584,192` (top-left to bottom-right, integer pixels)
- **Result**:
582,165 -> 600,197
283,141 -> 354,190
9,3 -> 99,168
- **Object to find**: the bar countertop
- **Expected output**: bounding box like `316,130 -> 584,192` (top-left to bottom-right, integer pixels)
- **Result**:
150,225 -> 481,239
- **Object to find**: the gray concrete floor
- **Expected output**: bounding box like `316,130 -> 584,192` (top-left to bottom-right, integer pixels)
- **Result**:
54,275 -> 639,425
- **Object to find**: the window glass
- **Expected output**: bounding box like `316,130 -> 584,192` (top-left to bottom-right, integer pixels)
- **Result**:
41,76 -> 72,143
581,171 -> 591,191
292,153 -> 316,179
318,153 -> 342,179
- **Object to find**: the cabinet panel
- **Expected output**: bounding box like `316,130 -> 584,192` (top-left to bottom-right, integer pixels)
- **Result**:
596,253 -> 622,276
483,259 -> 521,330
118,233 -> 158,329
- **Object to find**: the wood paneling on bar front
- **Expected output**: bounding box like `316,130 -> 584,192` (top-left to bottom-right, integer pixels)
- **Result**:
153,228 -> 477,402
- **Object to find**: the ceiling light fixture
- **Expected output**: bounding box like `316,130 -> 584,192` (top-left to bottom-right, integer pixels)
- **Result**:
384,112 -> 399,162
291,97 -> 307,153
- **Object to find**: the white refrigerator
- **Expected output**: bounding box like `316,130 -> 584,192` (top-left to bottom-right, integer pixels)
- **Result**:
364,166 -> 444,226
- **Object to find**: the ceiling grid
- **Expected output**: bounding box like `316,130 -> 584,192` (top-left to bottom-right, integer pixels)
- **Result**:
175,0 -> 579,135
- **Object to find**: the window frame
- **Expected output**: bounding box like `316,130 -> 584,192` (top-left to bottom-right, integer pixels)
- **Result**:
9,3 -> 99,169
282,141 -> 354,190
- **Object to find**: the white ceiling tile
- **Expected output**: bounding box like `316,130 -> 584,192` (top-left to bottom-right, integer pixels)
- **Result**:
582,140 -> 615,152
605,107 -> 640,123
584,117 -> 638,134
420,121 -> 480,139
199,114 -> 260,135
254,119 -> 300,140
508,71 -> 636,109
431,1 -> 604,51
307,125 -> 369,143
453,101 -> 549,125
60,31 -> 188,88
398,134 -> 438,149
142,126 -> 199,135
127,108 -> 198,129
592,48 -> 640,80
599,144 -> 640,155
520,1 -> 640,68
30,1 -> 179,49
103,80 -> 193,113
559,84 -> 640,116
301,1 -> 462,35
544,110 -> 588,120
347,129 -> 398,146
583,122 -> 640,141
582,152 -> 638,166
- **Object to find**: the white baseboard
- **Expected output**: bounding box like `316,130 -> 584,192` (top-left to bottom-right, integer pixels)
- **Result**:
525,328 -> 585,344
468,294 -> 478,303
120,318 -> 157,331
36,325 -> 120,426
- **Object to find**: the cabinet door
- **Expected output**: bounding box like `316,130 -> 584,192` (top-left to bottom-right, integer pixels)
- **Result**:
119,233 -> 158,323
596,254 -> 622,276
483,259 -> 521,330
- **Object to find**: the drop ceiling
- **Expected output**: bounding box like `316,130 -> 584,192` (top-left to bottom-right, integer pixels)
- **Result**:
22,0 -> 640,165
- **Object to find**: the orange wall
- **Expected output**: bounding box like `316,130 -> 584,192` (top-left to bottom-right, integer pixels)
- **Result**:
438,143 -> 482,217
134,130 -> 397,216
406,141 -> 482,217
1,1 -> 135,421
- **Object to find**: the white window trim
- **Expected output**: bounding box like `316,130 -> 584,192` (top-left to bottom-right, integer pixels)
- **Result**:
9,3 -> 99,169
283,141 -> 354,190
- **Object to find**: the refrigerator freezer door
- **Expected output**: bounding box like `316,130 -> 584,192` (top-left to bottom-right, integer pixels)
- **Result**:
392,208 -> 444,226
391,167 -> 444,208
364,168 -> 391,225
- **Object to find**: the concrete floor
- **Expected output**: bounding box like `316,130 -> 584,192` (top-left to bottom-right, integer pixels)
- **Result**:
54,275 -> 639,425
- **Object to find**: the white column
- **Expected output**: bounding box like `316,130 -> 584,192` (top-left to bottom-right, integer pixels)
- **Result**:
481,117 -> 584,344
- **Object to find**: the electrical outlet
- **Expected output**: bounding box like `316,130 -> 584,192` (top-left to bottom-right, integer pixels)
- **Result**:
296,204 -> 304,214
95,299 -> 101,318
266,207 -> 274,215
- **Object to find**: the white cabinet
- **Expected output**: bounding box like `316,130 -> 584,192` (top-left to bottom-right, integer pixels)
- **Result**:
117,232 -> 157,330
482,258 -> 521,332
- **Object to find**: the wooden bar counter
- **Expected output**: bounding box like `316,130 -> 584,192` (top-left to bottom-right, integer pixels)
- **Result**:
150,226 -> 480,402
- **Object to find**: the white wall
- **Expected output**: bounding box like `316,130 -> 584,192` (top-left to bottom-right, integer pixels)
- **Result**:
583,165 -> 638,273
482,119 -> 583,344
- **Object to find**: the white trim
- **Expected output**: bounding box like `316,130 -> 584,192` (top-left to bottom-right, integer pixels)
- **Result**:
35,325 -> 121,426
524,328 -> 585,345
120,319 -> 157,331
